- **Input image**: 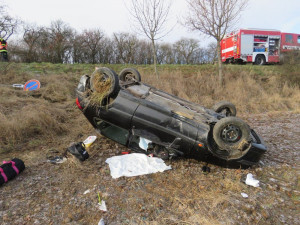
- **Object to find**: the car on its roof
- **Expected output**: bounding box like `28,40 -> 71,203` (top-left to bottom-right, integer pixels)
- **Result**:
76,67 -> 267,167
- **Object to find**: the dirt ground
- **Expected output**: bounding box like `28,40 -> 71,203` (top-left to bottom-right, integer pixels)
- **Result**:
0,112 -> 299,225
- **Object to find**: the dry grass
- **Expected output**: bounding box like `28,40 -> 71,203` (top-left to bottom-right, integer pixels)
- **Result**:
139,66 -> 300,114
88,69 -> 112,106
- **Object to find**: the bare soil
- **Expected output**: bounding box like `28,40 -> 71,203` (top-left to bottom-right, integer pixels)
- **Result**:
0,112 -> 299,225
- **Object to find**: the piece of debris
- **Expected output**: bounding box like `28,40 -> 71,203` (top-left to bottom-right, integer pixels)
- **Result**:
83,189 -> 90,195
245,173 -> 260,187
98,218 -> 105,225
83,136 -> 97,148
241,192 -> 249,198
105,153 -> 172,179
202,165 -> 211,173
67,142 -> 89,161
47,156 -> 67,164
139,137 -> 151,151
98,201 -> 107,212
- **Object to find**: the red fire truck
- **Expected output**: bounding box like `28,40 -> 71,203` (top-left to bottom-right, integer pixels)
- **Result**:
221,28 -> 300,65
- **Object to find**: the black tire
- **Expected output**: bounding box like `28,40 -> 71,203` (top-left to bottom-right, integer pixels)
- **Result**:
90,67 -> 120,99
119,68 -> 141,82
212,101 -> 237,117
255,55 -> 266,65
212,117 -> 251,160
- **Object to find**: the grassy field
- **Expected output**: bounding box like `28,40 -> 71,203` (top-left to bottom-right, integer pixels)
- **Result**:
0,62 -> 299,224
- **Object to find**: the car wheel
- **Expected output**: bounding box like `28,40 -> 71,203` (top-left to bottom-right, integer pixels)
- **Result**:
90,67 -> 120,100
213,117 -> 251,160
119,68 -> 141,82
212,101 -> 237,117
255,55 -> 266,65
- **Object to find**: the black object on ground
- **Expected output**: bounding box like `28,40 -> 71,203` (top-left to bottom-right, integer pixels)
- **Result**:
202,165 -> 211,173
0,158 -> 25,186
67,142 -> 89,161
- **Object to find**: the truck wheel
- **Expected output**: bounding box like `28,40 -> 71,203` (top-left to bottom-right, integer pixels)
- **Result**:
119,68 -> 141,82
90,67 -> 120,99
213,117 -> 251,160
255,55 -> 266,65
212,101 -> 237,117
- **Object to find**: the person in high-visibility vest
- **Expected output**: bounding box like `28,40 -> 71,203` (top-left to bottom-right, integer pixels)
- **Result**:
0,37 -> 8,62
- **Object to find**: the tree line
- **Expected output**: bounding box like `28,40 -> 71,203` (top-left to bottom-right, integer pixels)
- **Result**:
6,20 -> 217,65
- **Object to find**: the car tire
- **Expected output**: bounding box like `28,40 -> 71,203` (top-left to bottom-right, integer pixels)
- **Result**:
90,67 -> 120,99
119,68 -> 141,82
213,117 -> 251,160
212,101 -> 237,117
255,55 -> 266,65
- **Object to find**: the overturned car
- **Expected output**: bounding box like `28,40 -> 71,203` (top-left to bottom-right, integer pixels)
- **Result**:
76,67 -> 266,167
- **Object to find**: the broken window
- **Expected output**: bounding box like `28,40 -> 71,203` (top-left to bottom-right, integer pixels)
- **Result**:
97,121 -> 129,145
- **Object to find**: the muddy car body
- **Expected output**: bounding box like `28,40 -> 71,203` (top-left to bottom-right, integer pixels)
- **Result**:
76,68 -> 267,166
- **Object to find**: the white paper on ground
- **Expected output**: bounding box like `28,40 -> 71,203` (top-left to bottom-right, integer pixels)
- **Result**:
245,173 -> 260,187
98,201 -> 107,212
241,192 -> 248,198
98,218 -> 105,225
138,137 -> 152,151
83,189 -> 90,195
105,153 -> 172,179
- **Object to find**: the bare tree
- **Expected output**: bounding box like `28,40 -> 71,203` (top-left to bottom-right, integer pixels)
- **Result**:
185,0 -> 248,85
129,0 -> 173,77
174,38 -> 199,64
113,32 -> 138,64
82,29 -> 105,64
157,43 -> 174,64
0,2 -> 19,39
22,24 -> 45,62
48,20 -> 74,63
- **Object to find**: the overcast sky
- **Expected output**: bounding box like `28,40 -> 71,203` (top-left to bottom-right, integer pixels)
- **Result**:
3,0 -> 300,45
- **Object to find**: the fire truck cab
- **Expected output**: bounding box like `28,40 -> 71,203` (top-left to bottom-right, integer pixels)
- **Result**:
281,32 -> 300,52
221,28 -> 300,65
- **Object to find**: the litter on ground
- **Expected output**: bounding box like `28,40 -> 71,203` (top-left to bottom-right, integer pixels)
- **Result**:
98,201 -> 107,212
245,173 -> 260,187
83,189 -> 90,195
98,218 -> 105,225
241,192 -> 249,198
105,153 -> 172,179
47,156 -> 67,164
83,136 -> 97,148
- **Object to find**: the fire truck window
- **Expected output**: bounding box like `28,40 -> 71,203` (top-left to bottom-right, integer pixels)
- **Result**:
285,34 -> 293,43
298,36 -> 300,44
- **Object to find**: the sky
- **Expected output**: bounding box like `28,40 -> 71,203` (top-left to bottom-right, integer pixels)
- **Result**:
2,0 -> 300,45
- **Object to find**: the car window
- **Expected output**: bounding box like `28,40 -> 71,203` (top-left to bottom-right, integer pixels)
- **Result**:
298,36 -> 300,44
98,121 -> 129,145
285,34 -> 293,43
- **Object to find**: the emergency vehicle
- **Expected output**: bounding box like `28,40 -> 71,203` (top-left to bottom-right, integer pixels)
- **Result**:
221,28 -> 300,65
